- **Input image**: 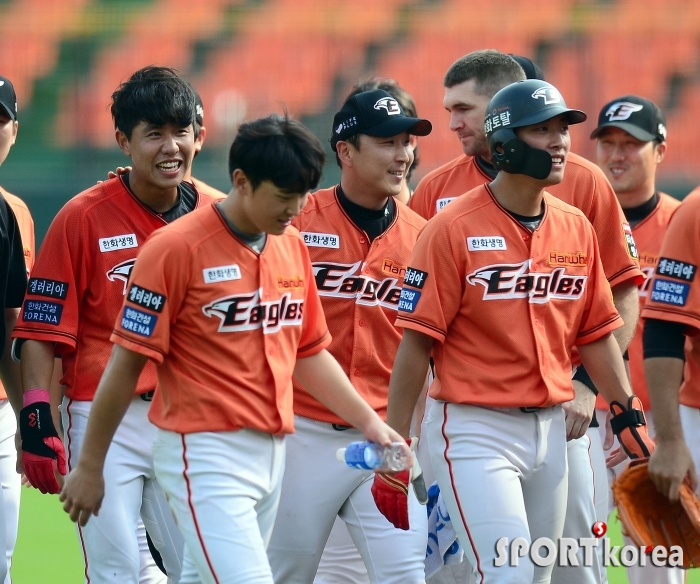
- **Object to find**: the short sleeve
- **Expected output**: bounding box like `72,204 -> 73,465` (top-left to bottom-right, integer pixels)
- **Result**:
585,168 -> 644,288
576,225 -> 622,345
641,196 -> 700,334
12,203 -> 83,353
111,230 -> 190,364
395,218 -> 463,342
296,240 -> 331,358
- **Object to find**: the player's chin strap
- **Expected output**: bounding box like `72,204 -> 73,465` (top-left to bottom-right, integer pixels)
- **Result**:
409,437 -> 428,505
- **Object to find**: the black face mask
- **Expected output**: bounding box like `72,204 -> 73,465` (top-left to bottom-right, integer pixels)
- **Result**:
490,128 -> 552,180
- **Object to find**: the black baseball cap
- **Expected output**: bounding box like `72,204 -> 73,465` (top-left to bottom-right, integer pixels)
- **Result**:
509,54 -> 545,81
0,75 -> 17,121
330,89 -> 431,152
590,95 -> 667,142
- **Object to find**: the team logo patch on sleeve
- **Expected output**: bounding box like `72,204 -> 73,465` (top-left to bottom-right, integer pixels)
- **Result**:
22,301 -> 63,325
623,223 -> 639,259
398,289 -> 421,313
301,232 -> 340,249
121,307 -> 158,337
98,233 -> 138,253
127,284 -> 165,313
403,267 -> 428,289
656,258 -> 696,282
467,236 -> 507,251
203,264 -> 241,284
650,279 -> 690,307
27,278 -> 68,300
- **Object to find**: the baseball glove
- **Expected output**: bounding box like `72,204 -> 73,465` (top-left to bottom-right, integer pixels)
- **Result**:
613,459 -> 700,568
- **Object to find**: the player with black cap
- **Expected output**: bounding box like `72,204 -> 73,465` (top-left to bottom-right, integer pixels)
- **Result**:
592,96 -> 683,584
0,73 -> 28,584
267,89 -> 431,584
382,79 -> 652,584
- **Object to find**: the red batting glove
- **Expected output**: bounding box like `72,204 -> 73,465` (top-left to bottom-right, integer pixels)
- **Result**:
608,395 -> 655,466
20,393 -> 67,495
372,468 -> 410,530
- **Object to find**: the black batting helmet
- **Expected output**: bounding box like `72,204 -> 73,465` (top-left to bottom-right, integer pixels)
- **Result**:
485,80 -> 586,179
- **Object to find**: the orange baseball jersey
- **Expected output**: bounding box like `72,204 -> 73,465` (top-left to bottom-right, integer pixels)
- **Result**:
291,186 -> 426,424
409,153 -> 643,288
12,177 -> 218,401
1,190 -> 35,401
641,188 -> 700,409
397,185 -> 621,407
189,177 -> 227,200
596,192 -> 681,411
3,189 -> 34,272
110,204 -> 330,435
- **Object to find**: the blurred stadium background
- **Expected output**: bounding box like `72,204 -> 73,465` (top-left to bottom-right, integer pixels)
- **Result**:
4,1 -> 700,581
2,0 -> 700,243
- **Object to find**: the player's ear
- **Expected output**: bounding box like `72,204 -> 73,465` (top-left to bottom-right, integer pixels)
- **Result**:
336,141 -> 353,167
655,141 -> 667,164
231,168 -> 252,196
10,121 -> 17,145
115,130 -> 131,157
195,126 -> 206,153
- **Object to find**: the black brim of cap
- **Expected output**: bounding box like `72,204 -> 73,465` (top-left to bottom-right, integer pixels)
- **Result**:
0,102 -> 15,121
516,107 -> 587,129
590,122 -> 656,142
363,117 -> 432,138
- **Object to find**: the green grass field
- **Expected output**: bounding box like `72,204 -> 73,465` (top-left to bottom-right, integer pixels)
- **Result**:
9,487 -> 700,583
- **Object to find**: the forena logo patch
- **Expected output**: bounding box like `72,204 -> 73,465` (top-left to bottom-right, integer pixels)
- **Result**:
374,97 -> 401,115
605,102 -> 643,121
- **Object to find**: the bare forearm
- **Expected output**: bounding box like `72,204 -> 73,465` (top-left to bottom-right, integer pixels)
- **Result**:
611,281 -> 639,352
293,349 -> 378,433
645,357 -> 684,442
1,309 -> 22,415
77,345 -> 147,472
578,332 -> 633,405
20,339 -> 56,392
386,329 -> 433,437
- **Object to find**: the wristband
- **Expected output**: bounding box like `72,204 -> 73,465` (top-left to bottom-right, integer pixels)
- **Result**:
23,388 -> 50,408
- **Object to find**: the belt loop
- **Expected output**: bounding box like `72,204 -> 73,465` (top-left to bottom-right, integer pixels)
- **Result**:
332,424 -> 352,431
140,390 -> 155,402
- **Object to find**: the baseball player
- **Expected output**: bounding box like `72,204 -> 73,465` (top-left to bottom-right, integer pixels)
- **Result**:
408,50 -> 643,584
266,90 -> 431,584
642,184 -> 700,501
12,66 -> 222,584
591,95 -> 683,584
381,79 -> 654,584
314,78 -> 424,584
59,113 -> 407,584
0,74 -> 28,584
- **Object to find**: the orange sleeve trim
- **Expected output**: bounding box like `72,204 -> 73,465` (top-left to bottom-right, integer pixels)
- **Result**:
297,330 -> 332,359
607,265 -> 645,288
110,331 -> 165,365
395,317 -> 446,343
11,327 -> 77,352
640,307 -> 700,336
576,314 -> 622,345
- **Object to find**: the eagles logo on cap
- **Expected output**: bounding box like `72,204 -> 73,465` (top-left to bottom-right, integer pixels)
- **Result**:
532,87 -> 561,105
605,102 -> 644,122
374,97 -> 401,116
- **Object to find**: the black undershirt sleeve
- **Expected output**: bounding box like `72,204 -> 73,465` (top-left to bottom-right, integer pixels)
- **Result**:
643,318 -> 687,361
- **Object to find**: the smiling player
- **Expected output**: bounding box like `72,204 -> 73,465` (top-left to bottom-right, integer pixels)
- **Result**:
13,66 -> 221,584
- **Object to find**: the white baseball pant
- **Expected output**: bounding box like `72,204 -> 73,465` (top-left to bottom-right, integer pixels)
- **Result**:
152,428 -> 285,584
426,402 -> 568,584
63,396 -> 183,584
314,518 -> 370,584
595,409 -> 685,584
267,416 -> 428,584
0,401 -> 19,584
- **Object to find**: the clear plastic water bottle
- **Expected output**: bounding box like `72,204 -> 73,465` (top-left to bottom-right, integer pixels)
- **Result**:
336,441 -> 412,472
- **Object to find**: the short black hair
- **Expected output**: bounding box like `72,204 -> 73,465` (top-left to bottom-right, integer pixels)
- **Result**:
345,77 -> 420,179
111,66 -> 196,139
444,50 -> 526,97
228,114 -> 325,194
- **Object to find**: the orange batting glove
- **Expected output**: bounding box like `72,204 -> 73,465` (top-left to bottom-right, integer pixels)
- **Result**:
607,395 -> 655,467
